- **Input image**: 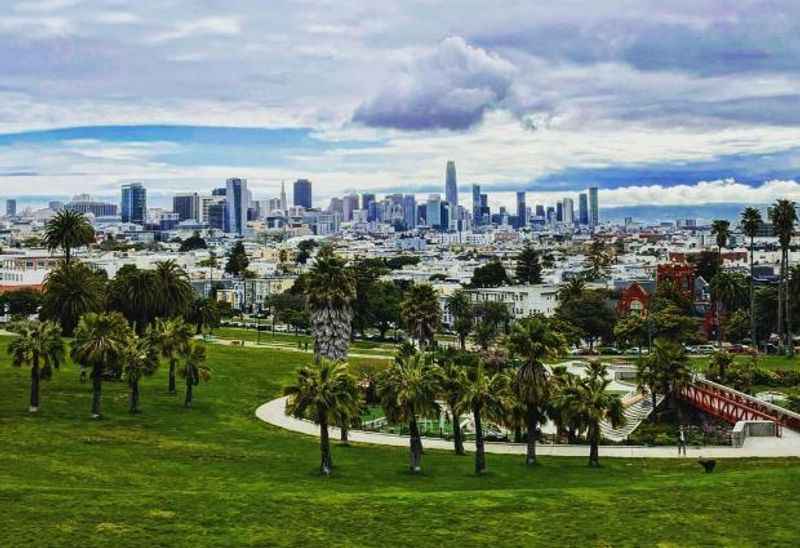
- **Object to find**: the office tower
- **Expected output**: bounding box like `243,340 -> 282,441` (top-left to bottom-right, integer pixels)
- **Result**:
224,178 -> 250,235
562,198 -> 574,225
472,184 -> 481,226
66,194 -> 117,217
199,195 -> 218,224
293,179 -> 312,208
426,194 -> 442,228
267,197 -> 282,212
212,187 -> 226,197
516,191 -> 526,229
5,199 -> 16,217
556,201 -> 563,223
121,183 -> 146,224
280,180 -> 287,211
440,201 -> 450,231
589,186 -> 599,226
362,193 -> 376,214
546,206 -> 555,224
49,201 -> 64,211
173,192 -> 201,222
367,201 -> 378,223
159,212 -> 180,231
479,193 -> 489,224
328,197 -> 343,216
445,161 -> 458,211
208,202 -> 225,230
403,194 -> 416,229
579,193 -> 589,225
535,204 -> 545,218
342,194 -> 359,221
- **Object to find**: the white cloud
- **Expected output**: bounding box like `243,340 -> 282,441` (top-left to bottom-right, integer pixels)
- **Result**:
147,16 -> 241,43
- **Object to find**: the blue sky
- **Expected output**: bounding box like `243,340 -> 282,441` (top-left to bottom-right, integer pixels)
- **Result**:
1,1 -> 800,210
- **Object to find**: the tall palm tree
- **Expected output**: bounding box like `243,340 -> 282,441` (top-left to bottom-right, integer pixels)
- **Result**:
635,353 -> 660,418
648,339 -> 692,421
506,315 -> 567,465
446,289 -> 474,350
71,312 -> 132,418
548,365 -> 584,442
769,200 -> 797,356
740,207 -> 763,349
7,320 -> 64,412
41,261 -> 106,336
377,352 -> 441,473
438,356 -> 468,455
187,297 -> 221,335
179,342 -> 211,408
305,246 -> 356,362
457,363 -> 508,474
284,359 -> 359,475
150,317 -> 194,394
122,335 -> 159,414
42,209 -> 95,263
557,361 -> 625,467
400,283 -> 441,350
107,266 -> 160,333
154,260 -> 194,319
710,271 -> 749,344
710,219 -> 731,346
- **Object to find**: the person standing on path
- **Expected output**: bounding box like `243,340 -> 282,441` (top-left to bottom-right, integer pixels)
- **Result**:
678,425 -> 687,456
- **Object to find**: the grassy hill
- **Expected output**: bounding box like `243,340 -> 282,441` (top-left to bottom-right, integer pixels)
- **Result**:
1,336 -> 799,547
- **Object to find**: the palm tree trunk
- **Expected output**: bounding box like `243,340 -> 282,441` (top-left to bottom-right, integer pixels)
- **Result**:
185,376 -> 193,408
589,425 -> 599,467
129,380 -> 140,414
786,250 -> 794,357
778,252 -> 785,353
526,407 -> 538,465
168,359 -> 177,394
409,415 -> 423,473
450,403 -> 465,455
474,406 -> 486,474
340,425 -> 349,444
750,236 -> 757,350
30,360 -> 40,413
319,417 -> 332,475
91,373 -> 102,419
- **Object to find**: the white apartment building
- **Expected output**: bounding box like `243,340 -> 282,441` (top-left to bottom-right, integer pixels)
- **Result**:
465,284 -> 561,319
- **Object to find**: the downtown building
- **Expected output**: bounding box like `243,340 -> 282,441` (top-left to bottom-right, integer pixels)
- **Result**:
121,182 -> 147,224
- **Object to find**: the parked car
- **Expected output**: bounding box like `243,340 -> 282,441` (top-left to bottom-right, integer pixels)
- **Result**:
597,346 -> 623,355
694,344 -> 716,355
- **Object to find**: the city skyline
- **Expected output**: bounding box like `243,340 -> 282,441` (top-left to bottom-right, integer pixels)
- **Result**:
3,3 -> 800,213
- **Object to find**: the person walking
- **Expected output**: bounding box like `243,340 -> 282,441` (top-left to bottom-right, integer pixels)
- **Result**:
678,425 -> 687,456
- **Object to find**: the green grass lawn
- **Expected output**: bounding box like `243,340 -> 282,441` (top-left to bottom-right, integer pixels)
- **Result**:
2,335 -> 800,547
213,326 -> 397,354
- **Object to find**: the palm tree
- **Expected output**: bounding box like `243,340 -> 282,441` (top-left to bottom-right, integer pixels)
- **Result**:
769,200 -> 797,356
377,352 -> 441,473
7,320 -> 64,412
150,317 -> 194,394
122,336 -> 159,414
107,266 -> 160,333
457,363 -> 508,474
446,289 -> 474,350
710,219 -> 731,346
548,365 -> 583,442
558,277 -> 585,302
647,339 -> 692,421
42,209 -> 95,263
198,251 -> 219,283
741,207 -> 762,349
71,312 -> 132,418
438,356 -> 468,455
154,260 -> 194,319
710,271 -> 748,345
400,284 -> 441,350
506,315 -> 567,465
187,297 -> 221,335
635,353 -> 660,418
305,246 -> 356,362
41,261 -> 106,336
179,342 -> 211,408
284,359 -> 359,475
557,361 -> 625,467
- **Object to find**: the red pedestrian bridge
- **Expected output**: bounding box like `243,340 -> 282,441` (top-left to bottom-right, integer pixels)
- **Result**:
680,377 -> 800,436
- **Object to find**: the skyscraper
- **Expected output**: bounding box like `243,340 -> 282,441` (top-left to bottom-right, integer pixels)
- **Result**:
479,193 -> 489,224
173,193 -> 201,222
426,194 -> 442,229
535,204 -> 545,218
589,186 -> 599,226
225,178 -> 250,235
516,191 -> 526,228
403,194 -> 416,229
342,194 -> 359,221
445,161 -> 458,211
362,193 -> 376,215
578,193 -> 589,225
280,180 -> 287,211
293,179 -> 312,209
562,198 -> 575,225
5,199 -> 16,217
556,201 -> 563,223
472,184 -> 481,226
121,183 -> 147,224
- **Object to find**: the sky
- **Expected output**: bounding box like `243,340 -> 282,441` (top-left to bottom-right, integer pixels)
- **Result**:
2,0 -> 800,214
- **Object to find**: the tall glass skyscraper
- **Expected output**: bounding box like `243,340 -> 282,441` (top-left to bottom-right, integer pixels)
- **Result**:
445,161 -> 458,211
403,194 -> 416,229
472,184 -> 481,226
173,193 -> 200,222
121,182 -> 146,224
578,193 -> 589,225
225,178 -> 251,235
589,187 -> 599,226
293,179 -> 312,209
426,194 -> 442,229
516,191 -> 526,228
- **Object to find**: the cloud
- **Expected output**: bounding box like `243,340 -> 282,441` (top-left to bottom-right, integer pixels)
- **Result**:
353,36 -> 516,130
148,16 -> 241,43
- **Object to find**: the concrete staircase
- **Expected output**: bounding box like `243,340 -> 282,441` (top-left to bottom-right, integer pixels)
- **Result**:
600,392 -> 664,442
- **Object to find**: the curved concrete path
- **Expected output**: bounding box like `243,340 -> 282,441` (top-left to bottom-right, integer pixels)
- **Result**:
256,396 -> 800,459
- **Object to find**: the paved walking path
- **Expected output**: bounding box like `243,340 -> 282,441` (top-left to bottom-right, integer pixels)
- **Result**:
198,336 -> 393,360
256,396 -> 800,459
